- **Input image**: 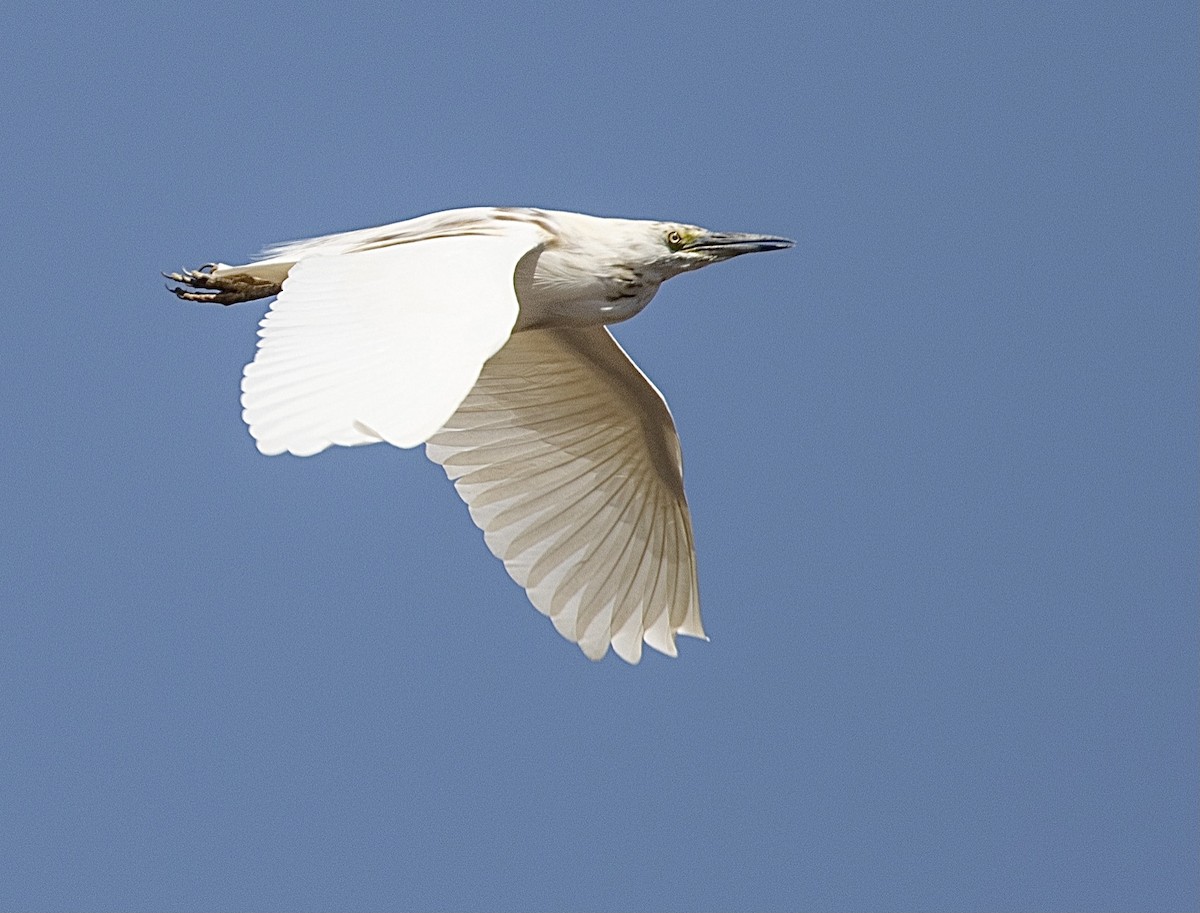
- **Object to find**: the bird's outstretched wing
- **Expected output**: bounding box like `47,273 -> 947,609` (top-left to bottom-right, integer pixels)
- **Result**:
241,225 -> 548,456
425,327 -> 705,663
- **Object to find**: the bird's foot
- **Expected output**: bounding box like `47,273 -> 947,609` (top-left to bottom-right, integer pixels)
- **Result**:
164,264 -> 281,306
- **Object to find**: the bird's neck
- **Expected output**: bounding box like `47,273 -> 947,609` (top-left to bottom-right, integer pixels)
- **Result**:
515,248 -> 661,329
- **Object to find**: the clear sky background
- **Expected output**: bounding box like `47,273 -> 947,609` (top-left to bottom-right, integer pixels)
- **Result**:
1,3 -> 1196,910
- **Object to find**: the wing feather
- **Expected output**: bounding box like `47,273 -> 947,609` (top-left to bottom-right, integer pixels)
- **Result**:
425,326 -> 705,663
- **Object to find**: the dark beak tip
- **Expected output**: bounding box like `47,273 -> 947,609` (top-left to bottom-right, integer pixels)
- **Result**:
758,238 -> 796,252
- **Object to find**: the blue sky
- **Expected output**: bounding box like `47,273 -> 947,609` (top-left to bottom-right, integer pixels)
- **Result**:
1,2 -> 1196,910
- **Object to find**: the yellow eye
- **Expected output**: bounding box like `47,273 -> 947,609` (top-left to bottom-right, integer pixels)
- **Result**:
666,230 -> 685,249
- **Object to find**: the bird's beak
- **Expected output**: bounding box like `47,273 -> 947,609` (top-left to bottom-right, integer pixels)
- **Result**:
688,231 -> 795,257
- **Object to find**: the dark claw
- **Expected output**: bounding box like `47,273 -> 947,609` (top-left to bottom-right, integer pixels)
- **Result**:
164,268 -> 220,289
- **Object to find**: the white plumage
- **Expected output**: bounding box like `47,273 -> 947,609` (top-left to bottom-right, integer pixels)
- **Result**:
167,207 -> 792,662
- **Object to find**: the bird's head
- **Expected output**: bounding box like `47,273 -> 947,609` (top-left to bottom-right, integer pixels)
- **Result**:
525,211 -> 794,324
641,221 -> 795,280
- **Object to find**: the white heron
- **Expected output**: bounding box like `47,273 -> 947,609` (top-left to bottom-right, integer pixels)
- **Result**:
167,207 -> 792,663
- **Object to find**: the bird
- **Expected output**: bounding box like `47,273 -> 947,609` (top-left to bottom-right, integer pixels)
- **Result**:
166,207 -> 792,663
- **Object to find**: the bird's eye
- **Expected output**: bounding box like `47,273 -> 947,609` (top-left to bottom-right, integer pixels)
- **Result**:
666,230 -> 685,250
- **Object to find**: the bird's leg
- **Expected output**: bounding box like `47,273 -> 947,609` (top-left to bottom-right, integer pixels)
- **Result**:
163,263 -> 282,306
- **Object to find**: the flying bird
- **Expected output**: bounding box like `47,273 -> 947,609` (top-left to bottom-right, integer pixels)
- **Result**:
167,207 -> 792,663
